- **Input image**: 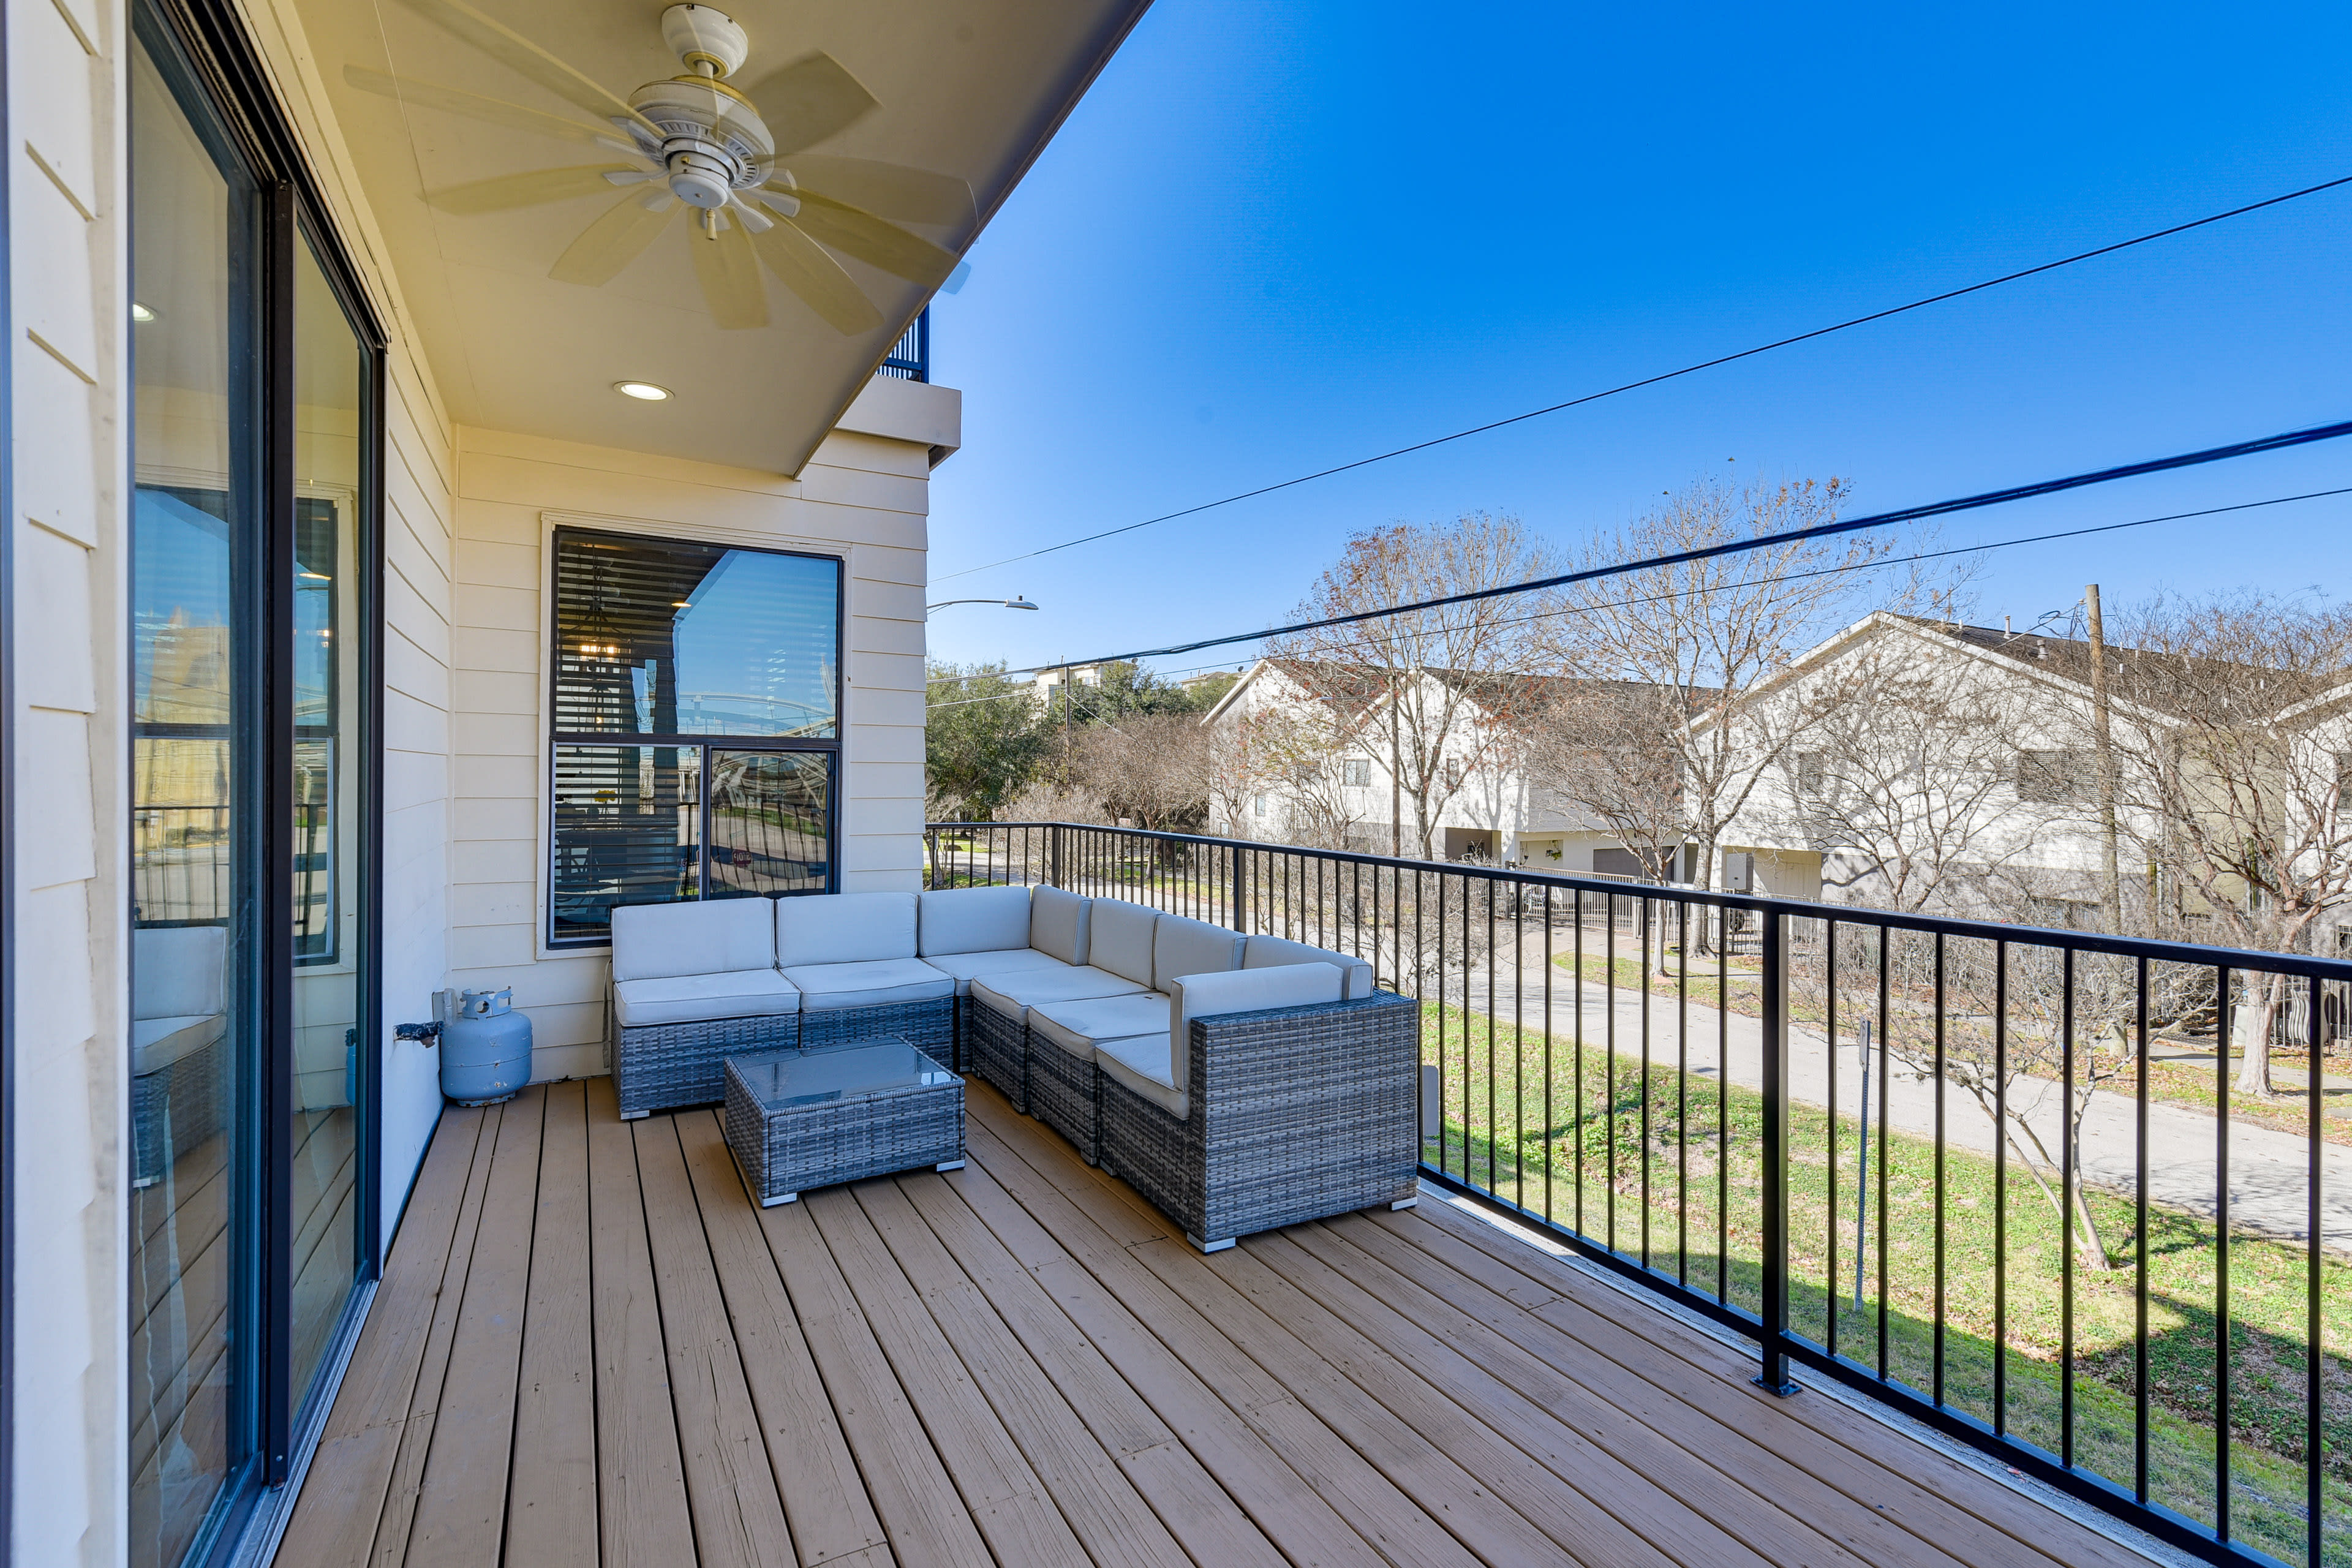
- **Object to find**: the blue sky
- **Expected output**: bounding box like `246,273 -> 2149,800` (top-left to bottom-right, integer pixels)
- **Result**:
921,1 -> 2352,679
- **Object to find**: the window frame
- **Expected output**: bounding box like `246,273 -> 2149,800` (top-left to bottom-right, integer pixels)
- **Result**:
543,525 -> 846,949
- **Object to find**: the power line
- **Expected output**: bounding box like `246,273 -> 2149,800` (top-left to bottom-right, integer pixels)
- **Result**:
990,419 -> 2352,676
925,483 -> 2352,710
930,171 -> 2352,585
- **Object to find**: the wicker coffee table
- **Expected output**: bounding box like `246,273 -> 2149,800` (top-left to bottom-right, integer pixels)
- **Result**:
722,1038 -> 965,1208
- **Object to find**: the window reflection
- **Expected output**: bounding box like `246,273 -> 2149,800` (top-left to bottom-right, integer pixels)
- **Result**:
286,236 -> 364,1412
552,533 -> 840,740
129,23 -> 251,1564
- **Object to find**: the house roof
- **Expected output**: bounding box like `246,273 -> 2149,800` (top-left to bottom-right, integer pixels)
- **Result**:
1202,656 -> 1698,734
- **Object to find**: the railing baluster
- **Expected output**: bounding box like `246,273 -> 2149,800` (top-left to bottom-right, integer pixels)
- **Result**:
2134,953 -> 2150,1501
1575,887 -> 1586,1240
1544,884 -> 1555,1229
1826,918 -> 1840,1359
2215,963 -> 2232,1542
1934,931 -> 1948,1409
2062,946 -> 2077,1470
1994,940 -> 2008,1436
1757,905 -> 1796,1395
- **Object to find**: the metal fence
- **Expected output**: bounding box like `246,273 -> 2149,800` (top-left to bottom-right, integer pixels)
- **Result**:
876,307 -> 929,382
929,820 -> 2350,1568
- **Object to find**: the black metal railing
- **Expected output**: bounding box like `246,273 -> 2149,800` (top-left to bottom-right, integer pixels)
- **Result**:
927,820 -> 2349,1567
876,307 -> 929,382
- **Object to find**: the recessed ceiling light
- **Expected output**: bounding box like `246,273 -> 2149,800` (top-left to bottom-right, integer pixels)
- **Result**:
614,380 -> 671,401
671,600 -> 693,609
130,302 -> 156,322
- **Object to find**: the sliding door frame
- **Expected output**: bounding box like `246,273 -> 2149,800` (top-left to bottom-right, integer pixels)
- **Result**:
138,0 -> 388,1526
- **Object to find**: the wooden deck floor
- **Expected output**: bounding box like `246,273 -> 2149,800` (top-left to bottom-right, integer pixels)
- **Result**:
277,1076 -> 2154,1568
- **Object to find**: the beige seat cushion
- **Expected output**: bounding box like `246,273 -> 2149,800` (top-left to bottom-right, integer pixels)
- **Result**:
783,956 -> 954,1011
614,968 -> 801,1029
920,946 -> 1071,997
1096,1033 -> 1186,1118
1028,992 -> 1171,1060
970,965 -> 1145,1023
132,1012 -> 226,1077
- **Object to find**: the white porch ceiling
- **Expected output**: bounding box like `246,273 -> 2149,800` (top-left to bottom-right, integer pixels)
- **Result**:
295,0 -> 1148,474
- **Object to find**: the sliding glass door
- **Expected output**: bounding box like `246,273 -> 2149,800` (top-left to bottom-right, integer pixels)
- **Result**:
129,19 -> 262,1560
129,2 -> 382,1560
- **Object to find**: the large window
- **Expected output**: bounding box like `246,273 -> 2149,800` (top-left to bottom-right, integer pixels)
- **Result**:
548,529 -> 842,946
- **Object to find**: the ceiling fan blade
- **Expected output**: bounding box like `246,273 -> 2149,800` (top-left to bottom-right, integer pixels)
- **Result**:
742,51 -> 878,156
550,192 -> 677,285
692,218 -> 771,331
750,220 -> 883,336
782,190 -> 960,287
428,164 -> 640,215
344,64 -> 636,150
780,156 -> 974,227
397,0 -> 660,139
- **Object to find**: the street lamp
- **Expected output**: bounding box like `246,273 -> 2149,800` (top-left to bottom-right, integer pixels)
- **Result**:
925,595 -> 1039,616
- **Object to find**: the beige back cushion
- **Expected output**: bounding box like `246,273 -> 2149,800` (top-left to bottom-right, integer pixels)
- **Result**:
775,890 -> 917,967
918,885 -> 1032,956
1087,899 -> 1159,987
1029,886 -> 1091,966
1242,933 -> 1374,999
1152,914 -> 1245,993
611,898 -> 775,982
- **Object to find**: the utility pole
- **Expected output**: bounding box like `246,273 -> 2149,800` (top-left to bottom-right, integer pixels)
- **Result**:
1061,662 -> 1074,789
2084,584 -> 2124,937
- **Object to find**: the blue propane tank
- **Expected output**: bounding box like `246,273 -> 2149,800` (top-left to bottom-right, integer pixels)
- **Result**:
441,987 -> 532,1106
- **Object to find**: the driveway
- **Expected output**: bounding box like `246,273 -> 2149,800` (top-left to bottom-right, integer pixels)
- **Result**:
1454,944 -> 2352,1253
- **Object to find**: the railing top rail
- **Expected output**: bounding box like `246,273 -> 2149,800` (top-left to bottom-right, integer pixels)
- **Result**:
930,820 -> 2352,982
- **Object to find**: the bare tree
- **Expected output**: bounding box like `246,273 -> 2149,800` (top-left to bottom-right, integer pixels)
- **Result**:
1785,632 -> 2041,914
1545,474 -> 1960,893
2086,592 -> 2352,1096
1521,680 -> 1689,878
1074,713 -> 1213,832
1270,513 -> 1562,859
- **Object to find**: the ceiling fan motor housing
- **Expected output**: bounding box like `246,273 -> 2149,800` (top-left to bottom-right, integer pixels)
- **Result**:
628,81 -> 774,211
660,6 -> 750,78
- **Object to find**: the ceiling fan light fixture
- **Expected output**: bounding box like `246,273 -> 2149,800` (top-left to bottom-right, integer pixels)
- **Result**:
614,380 -> 673,401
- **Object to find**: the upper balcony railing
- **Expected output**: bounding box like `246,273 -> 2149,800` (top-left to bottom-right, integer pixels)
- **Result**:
876,307 -> 929,383
927,819 -> 2351,1568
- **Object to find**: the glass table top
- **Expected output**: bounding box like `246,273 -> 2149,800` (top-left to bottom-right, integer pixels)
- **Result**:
729,1039 -> 957,1111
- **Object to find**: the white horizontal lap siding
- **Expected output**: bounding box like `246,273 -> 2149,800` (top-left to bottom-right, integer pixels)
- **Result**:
445,423 -> 934,1080
379,370 -> 457,1235
9,0 -> 123,1553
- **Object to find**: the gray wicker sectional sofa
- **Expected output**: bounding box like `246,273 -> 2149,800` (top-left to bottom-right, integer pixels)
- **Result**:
608,882 -> 1421,1252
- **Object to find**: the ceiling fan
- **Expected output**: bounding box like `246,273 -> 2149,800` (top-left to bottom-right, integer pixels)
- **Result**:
348,0 -> 974,334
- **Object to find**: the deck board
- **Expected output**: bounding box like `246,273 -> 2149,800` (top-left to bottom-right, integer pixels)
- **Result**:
284,1076 -> 2170,1568
505,1082 -> 599,1566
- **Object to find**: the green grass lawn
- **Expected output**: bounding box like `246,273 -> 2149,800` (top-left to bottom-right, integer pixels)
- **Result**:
1420,1001 -> 2352,1564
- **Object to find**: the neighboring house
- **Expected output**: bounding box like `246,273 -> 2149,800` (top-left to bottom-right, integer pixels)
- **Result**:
1200,657 -> 1668,870
0,0 -> 1146,1561
1698,613 -> 2179,913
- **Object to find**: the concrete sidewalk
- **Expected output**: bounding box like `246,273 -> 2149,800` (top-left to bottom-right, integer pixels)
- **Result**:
1454,950 -> 2352,1254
